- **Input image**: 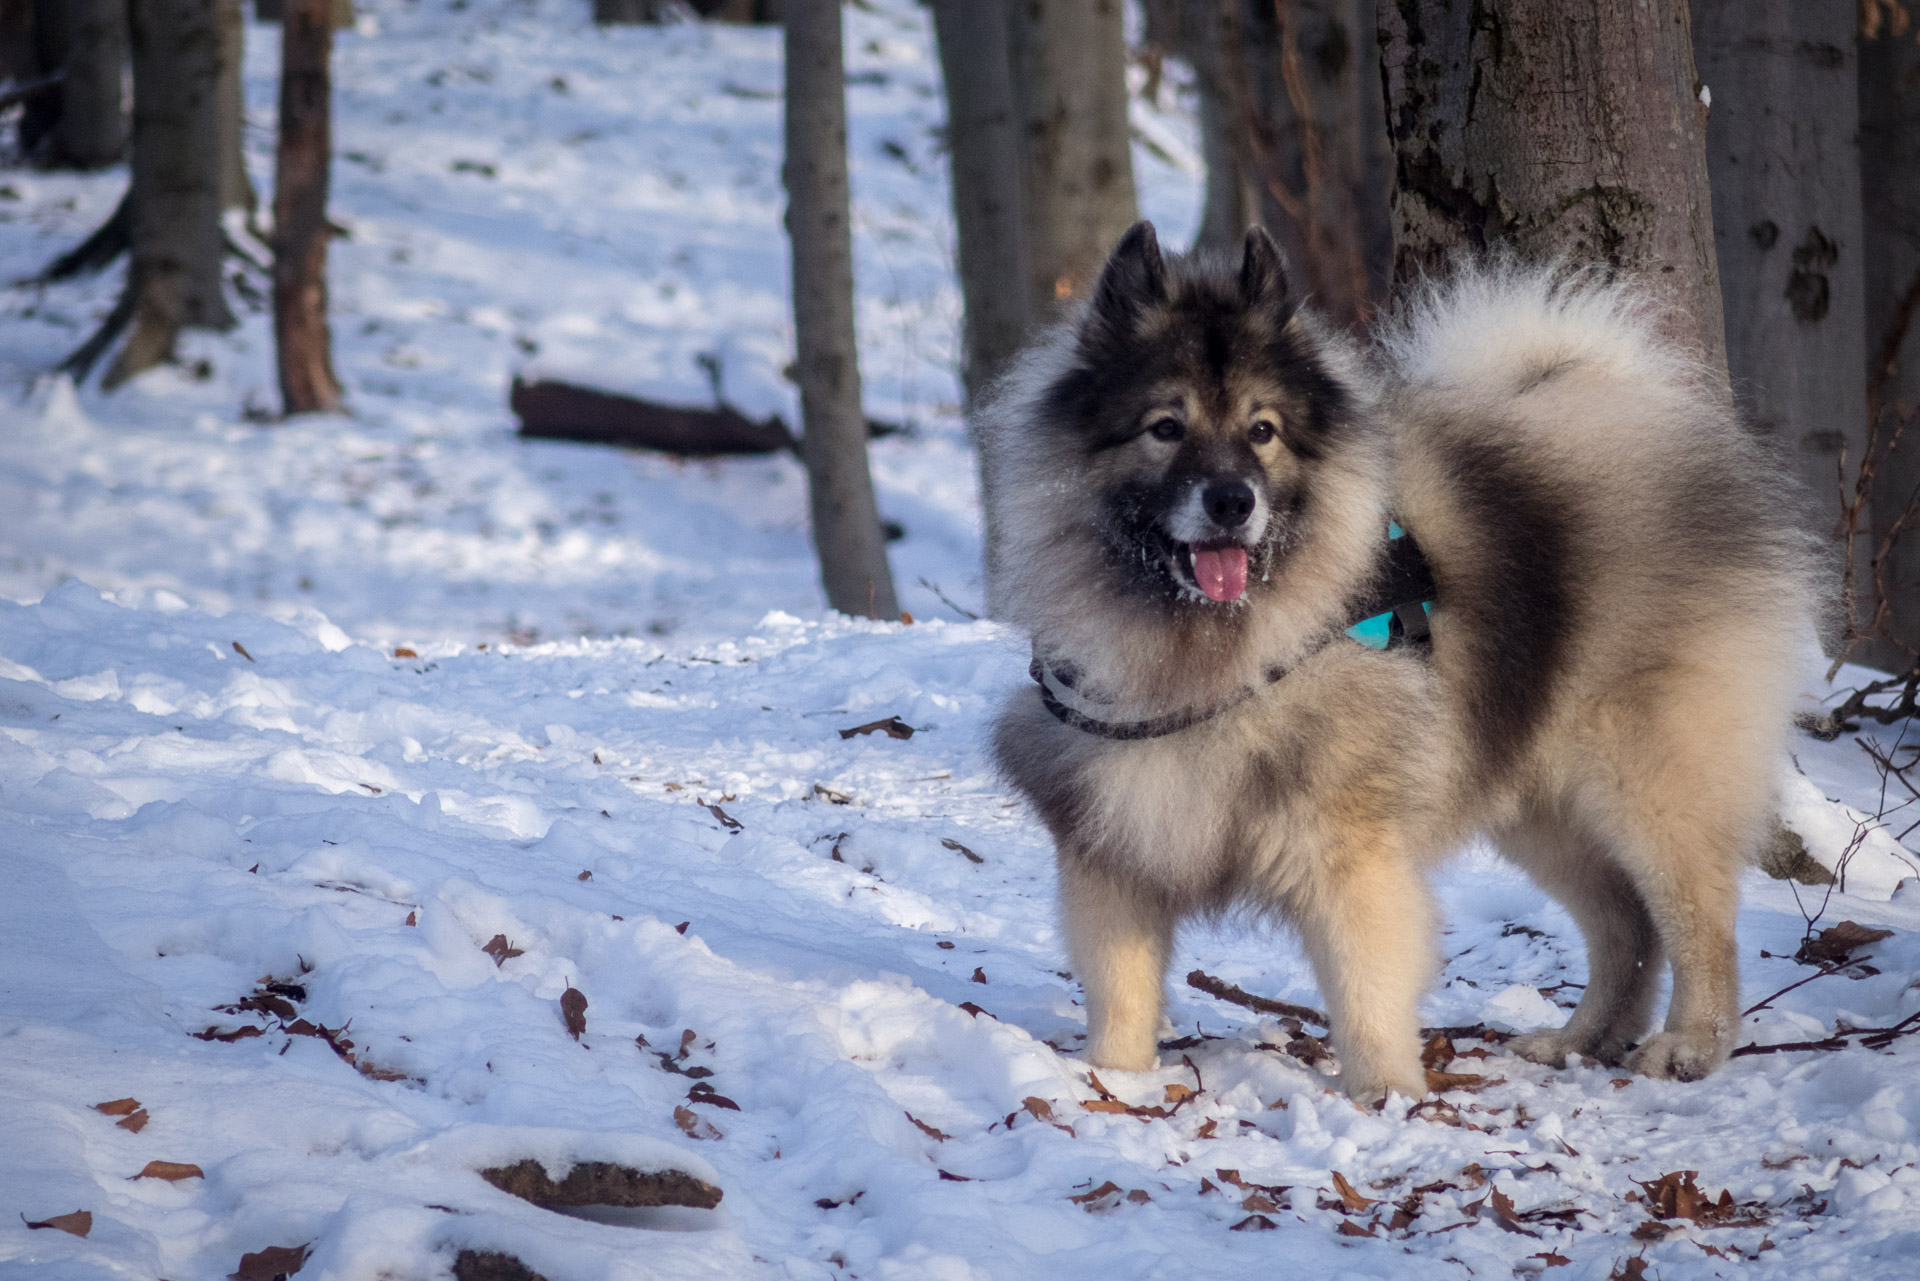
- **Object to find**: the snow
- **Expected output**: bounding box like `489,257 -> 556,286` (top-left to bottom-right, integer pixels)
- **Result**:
1,2 -> 1918,1278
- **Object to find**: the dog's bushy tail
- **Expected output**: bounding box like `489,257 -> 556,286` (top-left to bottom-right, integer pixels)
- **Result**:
1375,259 -> 1715,401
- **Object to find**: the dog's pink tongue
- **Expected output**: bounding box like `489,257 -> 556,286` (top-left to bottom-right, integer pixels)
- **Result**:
1192,544 -> 1248,602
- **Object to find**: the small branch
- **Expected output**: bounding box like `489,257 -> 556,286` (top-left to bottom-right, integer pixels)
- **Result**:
1730,1009 -> 1920,1059
917,576 -> 980,621
57,284 -> 137,383
1740,964 -> 1843,1018
1186,969 -> 1329,1028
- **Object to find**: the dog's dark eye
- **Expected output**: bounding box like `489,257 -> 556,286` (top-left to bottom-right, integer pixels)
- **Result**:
1148,418 -> 1184,443
1248,420 -> 1277,445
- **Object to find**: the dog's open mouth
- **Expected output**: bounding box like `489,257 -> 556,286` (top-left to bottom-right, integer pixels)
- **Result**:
1175,540 -> 1250,603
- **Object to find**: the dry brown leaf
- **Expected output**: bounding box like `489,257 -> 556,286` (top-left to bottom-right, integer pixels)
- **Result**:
1426,1069 -> 1502,1093
1797,920 -> 1895,964
1195,1118 -> 1219,1138
1637,1170 -> 1715,1222
1531,1252 -> 1572,1268
1230,1213 -> 1276,1231
1335,1219 -> 1377,1237
1457,1162 -> 1487,1190
560,987 -> 588,1040
230,1242 -> 310,1280
1420,1034 -> 1455,1071
118,1108 -> 150,1133
232,641 -> 255,662
1475,1185 -> 1540,1237
129,1160 -> 203,1182
20,1210 -> 92,1237
94,1097 -> 142,1116
1611,1257 -> 1651,1281
1331,1171 -> 1376,1212
698,799 -> 743,831
576,869 -> 592,881
1081,1099 -> 1131,1114
1240,1192 -> 1279,1213
672,1105 -> 720,1140
970,967 -> 988,984
1021,1097 -> 1056,1123
940,838 -> 984,864
906,1112 -> 950,1141
837,716 -> 916,740
1164,1083 -> 1195,1106
404,911 -> 417,926
393,647 -> 418,659
192,1025 -> 265,1043
957,1001 -> 993,1019
480,934 -> 523,967
1068,1180 -> 1121,1207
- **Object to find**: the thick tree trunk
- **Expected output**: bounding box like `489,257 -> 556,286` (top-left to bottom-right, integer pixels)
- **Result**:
1378,0 -> 1727,372
98,0 -> 234,389
217,0 -> 256,214
1238,0 -> 1392,330
1691,1 -> 1868,653
273,0 -> 341,414
930,0 -> 1032,404
784,0 -> 899,619
49,0 -> 129,168
1860,9 -> 1920,670
1005,0 -> 1139,320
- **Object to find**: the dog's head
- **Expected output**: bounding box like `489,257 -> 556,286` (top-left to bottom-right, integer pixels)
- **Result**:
1032,222 -> 1358,609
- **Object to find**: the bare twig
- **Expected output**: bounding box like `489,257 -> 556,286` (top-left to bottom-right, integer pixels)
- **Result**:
1186,969 -> 1329,1028
1731,1009 -> 1920,1058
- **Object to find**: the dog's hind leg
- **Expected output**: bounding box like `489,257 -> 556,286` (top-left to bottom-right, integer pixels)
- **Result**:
1500,815 -> 1664,1067
1059,855 -> 1175,1073
1285,843 -> 1435,1105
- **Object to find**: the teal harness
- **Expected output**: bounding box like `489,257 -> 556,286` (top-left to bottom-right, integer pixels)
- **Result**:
1031,529 -> 1437,741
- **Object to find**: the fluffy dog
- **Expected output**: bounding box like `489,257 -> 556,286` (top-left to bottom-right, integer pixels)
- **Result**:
979,222 -> 1819,1103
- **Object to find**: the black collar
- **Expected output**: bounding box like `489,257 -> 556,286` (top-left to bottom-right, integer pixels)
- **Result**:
1031,535 -> 1436,741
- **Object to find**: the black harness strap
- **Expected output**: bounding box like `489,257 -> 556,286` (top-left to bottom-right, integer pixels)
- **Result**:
1032,534 -> 1437,742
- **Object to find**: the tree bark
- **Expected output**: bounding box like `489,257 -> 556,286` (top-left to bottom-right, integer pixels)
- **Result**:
47,0 -> 129,168
1691,1 -> 1868,650
273,0 -> 341,414
930,0 -> 1032,403
1860,6 -> 1920,670
784,0 -> 899,619
1238,0 -> 1391,330
217,0 -> 256,214
1005,0 -> 1139,321
1378,0 -> 1727,372
95,0 -> 234,389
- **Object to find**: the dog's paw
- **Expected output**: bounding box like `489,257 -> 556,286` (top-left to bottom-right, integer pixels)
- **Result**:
1339,1066 -> 1428,1108
1506,1027 -> 1586,1068
1625,1029 -> 1729,1082
1082,1037 -> 1160,1074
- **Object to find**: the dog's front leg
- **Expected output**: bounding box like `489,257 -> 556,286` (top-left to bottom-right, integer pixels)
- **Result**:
1287,847 -> 1436,1106
1059,854 -> 1174,1072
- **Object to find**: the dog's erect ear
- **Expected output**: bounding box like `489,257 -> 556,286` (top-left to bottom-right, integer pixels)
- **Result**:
1087,221 -> 1168,338
1240,226 -> 1290,309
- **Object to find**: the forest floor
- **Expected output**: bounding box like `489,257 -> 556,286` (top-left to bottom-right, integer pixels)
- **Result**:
2,3 -> 1919,1279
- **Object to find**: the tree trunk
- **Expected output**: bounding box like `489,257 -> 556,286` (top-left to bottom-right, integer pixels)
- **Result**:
784,0 -> 899,619
1691,1 -> 1868,654
1005,0 -> 1139,321
47,0 -> 129,168
1861,6 -> 1920,671
1235,0 -> 1391,330
930,0 -> 1032,404
274,0 -> 341,414
217,0 -> 256,214
97,0 -> 234,389
1378,0 -> 1727,372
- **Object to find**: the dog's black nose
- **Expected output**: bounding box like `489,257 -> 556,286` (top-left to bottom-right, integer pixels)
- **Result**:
1203,481 -> 1256,528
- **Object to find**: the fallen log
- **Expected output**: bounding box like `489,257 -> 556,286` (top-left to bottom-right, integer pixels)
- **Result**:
511,377 -> 797,455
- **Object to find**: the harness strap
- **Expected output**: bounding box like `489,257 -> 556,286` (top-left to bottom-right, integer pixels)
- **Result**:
1031,533 -> 1437,742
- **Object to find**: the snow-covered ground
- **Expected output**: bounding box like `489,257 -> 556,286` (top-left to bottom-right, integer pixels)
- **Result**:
3,3 -> 1919,1278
